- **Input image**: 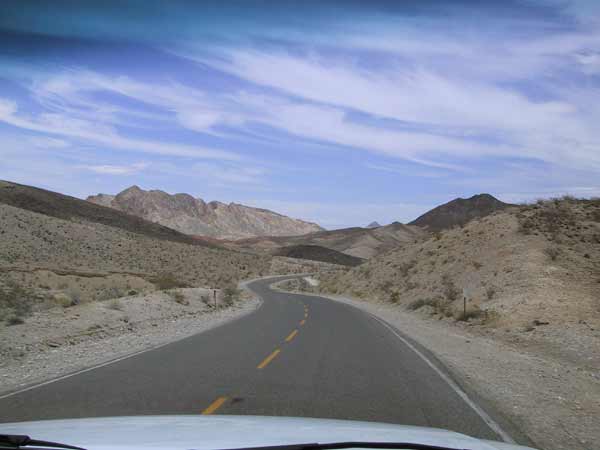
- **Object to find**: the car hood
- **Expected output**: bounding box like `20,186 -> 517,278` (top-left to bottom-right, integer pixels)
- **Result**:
0,415 -> 535,450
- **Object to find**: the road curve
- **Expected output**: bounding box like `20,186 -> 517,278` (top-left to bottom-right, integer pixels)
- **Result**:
0,276 -> 510,442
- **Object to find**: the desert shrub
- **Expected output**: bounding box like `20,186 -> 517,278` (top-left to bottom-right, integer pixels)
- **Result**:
442,276 -> 460,301
0,281 -> 34,325
98,287 -> 125,301
169,291 -> 188,305
222,285 -> 240,306
6,314 -> 25,326
544,246 -> 560,261
201,295 -> 212,307
107,298 -> 123,311
405,280 -> 418,291
53,292 -> 76,308
407,297 -> 437,311
398,259 -> 416,277
128,290 -> 138,296
455,306 -> 484,322
485,286 -> 496,300
154,273 -> 187,290
390,291 -> 401,304
66,288 -> 81,305
481,309 -> 501,326
379,280 -> 393,293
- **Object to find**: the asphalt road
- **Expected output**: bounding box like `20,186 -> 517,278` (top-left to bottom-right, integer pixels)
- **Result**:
0,276 -> 512,442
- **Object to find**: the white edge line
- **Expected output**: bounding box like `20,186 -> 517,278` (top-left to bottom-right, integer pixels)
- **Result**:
0,297 -> 264,401
368,312 -> 516,444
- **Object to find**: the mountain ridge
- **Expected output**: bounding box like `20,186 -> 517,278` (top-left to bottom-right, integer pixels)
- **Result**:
87,186 -> 324,239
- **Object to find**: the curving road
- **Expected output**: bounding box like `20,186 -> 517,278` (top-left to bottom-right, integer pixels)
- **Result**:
0,276 -> 518,443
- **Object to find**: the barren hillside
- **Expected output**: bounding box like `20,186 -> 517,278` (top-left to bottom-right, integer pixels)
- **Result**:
0,182 -> 336,327
319,197 -> 600,369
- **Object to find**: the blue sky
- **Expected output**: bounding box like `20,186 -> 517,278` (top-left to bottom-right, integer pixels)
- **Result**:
1,0 -> 600,229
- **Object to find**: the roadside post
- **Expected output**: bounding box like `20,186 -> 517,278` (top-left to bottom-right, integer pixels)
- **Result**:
214,289 -> 217,309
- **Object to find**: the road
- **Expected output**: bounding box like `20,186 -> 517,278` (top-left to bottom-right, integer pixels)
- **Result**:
0,276 -> 511,442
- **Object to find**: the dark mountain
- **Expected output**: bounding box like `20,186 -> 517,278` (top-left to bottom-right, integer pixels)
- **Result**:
409,193 -> 512,231
273,245 -> 365,267
366,221 -> 381,228
229,221 -> 424,259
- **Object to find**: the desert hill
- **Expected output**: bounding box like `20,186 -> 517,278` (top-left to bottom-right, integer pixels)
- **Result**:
0,180 -> 213,247
409,193 -> 512,231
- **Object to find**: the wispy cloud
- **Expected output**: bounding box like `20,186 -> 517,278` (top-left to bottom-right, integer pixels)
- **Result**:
79,162 -> 149,175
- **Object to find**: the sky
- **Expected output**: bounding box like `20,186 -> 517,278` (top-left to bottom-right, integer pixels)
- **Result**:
1,0 -> 600,229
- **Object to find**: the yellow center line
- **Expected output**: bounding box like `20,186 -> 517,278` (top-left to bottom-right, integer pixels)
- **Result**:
257,349 -> 281,369
202,396 -> 227,415
299,319 -> 306,326
285,329 -> 298,342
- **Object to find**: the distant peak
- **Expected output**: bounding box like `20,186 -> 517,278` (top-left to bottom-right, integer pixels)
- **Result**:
122,185 -> 144,194
366,221 -> 381,228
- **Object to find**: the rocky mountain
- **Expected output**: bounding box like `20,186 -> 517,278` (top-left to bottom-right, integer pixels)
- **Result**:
87,186 -> 323,239
408,193 -> 512,231
366,221 -> 381,228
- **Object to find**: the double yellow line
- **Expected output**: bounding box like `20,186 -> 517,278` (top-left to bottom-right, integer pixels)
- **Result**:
202,302 -> 310,414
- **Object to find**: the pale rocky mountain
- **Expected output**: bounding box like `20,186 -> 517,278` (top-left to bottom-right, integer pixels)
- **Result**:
87,186 -> 323,239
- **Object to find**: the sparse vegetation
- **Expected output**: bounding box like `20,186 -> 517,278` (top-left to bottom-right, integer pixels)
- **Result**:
485,286 -> 496,300
0,281 -> 34,325
153,273 -> 188,290
107,298 -> 123,311
455,306 -> 485,322
544,246 -> 561,261
222,284 -> 240,307
442,275 -> 460,301
169,291 -> 188,305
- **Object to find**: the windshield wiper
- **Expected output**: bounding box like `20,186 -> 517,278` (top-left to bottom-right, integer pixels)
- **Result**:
0,435 -> 86,450
214,442 -> 468,450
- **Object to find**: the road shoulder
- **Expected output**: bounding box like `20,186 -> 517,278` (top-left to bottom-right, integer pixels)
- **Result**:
273,281 -> 598,450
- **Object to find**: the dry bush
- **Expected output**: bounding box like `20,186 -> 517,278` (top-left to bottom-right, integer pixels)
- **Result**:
544,246 -> 561,261
485,286 -> 496,300
398,259 -> 416,277
53,292 -> 76,308
442,275 -> 460,301
0,281 -> 34,325
390,290 -> 401,304
169,291 -> 188,305
222,285 -> 240,307
107,298 -> 123,311
153,273 -> 187,290
455,306 -> 485,322
407,297 -> 437,311
98,287 -> 125,301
